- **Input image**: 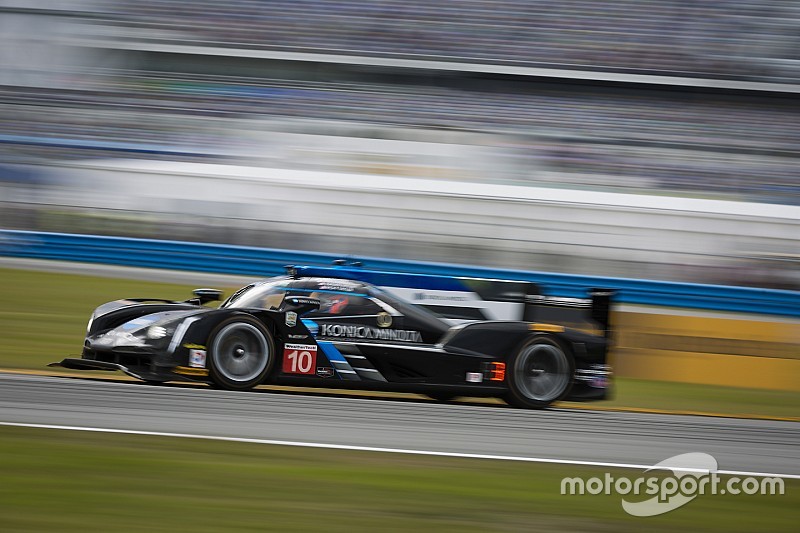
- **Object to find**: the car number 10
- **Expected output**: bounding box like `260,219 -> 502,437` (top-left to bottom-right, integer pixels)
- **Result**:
282,344 -> 318,375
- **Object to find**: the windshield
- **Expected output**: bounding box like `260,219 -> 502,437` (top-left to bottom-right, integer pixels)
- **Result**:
222,281 -> 288,310
366,286 -> 451,329
221,278 -> 451,333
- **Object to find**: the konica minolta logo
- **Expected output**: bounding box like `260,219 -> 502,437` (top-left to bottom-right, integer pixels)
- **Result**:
319,324 -> 422,343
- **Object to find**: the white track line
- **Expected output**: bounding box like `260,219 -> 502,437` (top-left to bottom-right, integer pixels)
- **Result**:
2,422 -> 798,480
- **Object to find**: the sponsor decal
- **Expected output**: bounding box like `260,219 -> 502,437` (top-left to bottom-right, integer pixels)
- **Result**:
318,324 -> 423,343
282,344 -> 318,375
183,343 -> 206,350
528,295 -> 590,308
376,312 -> 392,328
466,372 -> 483,383
286,297 -> 319,307
318,282 -> 358,292
414,292 -> 469,301
316,367 -> 335,378
288,334 -> 309,340
188,349 -> 207,368
285,311 -> 298,327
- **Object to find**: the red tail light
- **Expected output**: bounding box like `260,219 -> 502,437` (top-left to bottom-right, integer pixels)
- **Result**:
489,362 -> 506,381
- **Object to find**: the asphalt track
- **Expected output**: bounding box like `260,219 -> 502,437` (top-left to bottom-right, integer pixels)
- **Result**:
1,372 -> 797,477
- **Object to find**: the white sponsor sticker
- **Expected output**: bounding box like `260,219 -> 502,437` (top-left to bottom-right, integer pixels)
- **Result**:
466,372 -> 483,383
284,343 -> 318,352
188,349 -> 207,368
282,344 -> 319,375
285,311 -> 297,327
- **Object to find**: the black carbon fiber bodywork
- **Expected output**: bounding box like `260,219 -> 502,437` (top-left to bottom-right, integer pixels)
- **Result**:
52,268 -> 613,406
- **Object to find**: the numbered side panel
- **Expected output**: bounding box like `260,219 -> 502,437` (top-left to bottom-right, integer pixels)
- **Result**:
281,343 -> 319,375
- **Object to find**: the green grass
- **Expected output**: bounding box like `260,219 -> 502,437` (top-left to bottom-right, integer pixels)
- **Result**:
1,266 -> 798,419
576,378 -> 800,419
0,267 -> 200,367
1,426 -> 796,532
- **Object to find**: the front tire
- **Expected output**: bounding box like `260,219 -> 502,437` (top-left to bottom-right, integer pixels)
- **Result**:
208,316 -> 275,391
505,336 -> 574,409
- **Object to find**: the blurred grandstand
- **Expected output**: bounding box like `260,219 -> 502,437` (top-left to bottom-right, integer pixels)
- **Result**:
0,0 -> 798,287
90,1 -> 800,81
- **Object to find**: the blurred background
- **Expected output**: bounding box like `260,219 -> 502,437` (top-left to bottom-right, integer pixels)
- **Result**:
1,6 -> 799,530
0,0 -> 799,289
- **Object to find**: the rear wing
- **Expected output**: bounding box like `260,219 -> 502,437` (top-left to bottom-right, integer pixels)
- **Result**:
523,289 -> 614,338
291,265 -> 614,338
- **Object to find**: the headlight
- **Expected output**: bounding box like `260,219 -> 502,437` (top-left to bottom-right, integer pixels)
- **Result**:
86,314 -> 95,334
147,325 -> 168,339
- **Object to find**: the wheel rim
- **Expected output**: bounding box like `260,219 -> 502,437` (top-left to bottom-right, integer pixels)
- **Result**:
514,343 -> 570,402
211,323 -> 270,383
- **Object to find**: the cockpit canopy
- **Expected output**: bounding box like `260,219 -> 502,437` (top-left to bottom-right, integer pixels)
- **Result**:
221,277 -> 450,336
223,277 -> 370,311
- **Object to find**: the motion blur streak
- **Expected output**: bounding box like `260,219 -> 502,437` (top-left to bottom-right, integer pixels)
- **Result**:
1,373 -> 798,477
3,421 -> 799,480
0,3 -> 798,406
614,311 -> 800,390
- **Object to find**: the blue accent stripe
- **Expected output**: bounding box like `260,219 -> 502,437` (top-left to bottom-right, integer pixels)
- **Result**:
317,341 -> 347,363
1,230 -> 798,318
316,341 -> 356,381
278,287 -> 365,297
0,134 -> 214,158
300,319 -> 318,337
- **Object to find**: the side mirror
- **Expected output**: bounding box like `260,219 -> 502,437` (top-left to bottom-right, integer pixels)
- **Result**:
280,296 -> 321,316
192,288 -> 223,305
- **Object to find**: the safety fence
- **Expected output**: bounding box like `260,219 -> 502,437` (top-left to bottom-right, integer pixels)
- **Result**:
2,230 -> 798,318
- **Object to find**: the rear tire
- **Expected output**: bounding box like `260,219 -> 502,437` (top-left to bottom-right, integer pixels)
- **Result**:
208,316 -> 275,391
504,336 -> 574,409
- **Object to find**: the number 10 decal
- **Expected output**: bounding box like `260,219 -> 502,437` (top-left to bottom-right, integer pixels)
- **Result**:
282,344 -> 318,375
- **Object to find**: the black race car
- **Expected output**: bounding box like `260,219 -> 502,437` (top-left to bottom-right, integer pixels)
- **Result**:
52,264 -> 613,409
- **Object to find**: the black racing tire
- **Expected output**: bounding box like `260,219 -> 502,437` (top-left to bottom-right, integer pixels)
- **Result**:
504,336 -> 575,409
208,316 -> 275,391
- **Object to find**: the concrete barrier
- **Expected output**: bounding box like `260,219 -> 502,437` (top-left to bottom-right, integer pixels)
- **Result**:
613,310 -> 799,391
